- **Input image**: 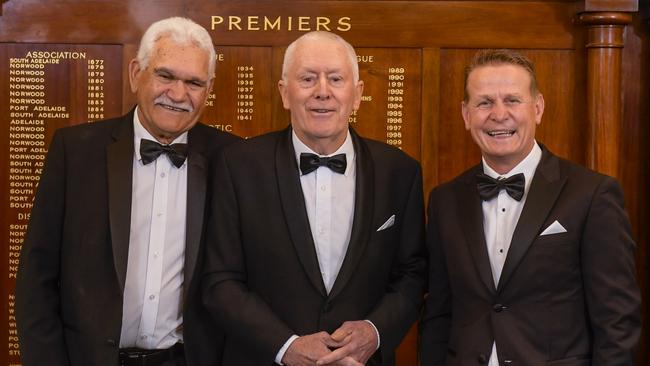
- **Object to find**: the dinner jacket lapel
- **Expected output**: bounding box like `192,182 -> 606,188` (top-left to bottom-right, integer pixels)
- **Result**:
328,128 -> 374,300
497,147 -> 566,292
107,112 -> 135,292
276,127 -> 328,297
183,126 -> 209,300
456,165 -> 497,294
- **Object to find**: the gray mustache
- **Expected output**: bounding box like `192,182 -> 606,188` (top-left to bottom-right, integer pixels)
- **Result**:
154,95 -> 194,112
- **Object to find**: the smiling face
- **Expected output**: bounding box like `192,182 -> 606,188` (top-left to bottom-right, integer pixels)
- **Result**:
129,36 -> 213,144
462,64 -> 545,174
278,37 -> 364,155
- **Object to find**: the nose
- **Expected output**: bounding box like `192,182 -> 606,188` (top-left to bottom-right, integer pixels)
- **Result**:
166,79 -> 188,101
490,100 -> 509,121
314,74 -> 331,100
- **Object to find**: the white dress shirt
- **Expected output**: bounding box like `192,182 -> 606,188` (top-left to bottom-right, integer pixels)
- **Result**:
119,107 -> 187,349
482,142 -> 541,366
294,131 -> 356,294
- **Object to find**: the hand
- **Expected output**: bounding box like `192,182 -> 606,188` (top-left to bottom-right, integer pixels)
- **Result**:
282,332 -> 336,366
316,321 -> 378,365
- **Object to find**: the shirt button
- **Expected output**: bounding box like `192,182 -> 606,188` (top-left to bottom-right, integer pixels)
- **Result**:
153,252 -> 159,258
140,335 -> 147,340
160,172 -> 166,178
149,294 -> 155,300
501,208 -> 506,212
321,185 -> 326,191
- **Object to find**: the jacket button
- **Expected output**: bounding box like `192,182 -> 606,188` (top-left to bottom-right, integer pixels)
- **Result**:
106,339 -> 116,346
478,354 -> 488,364
322,302 -> 332,312
493,303 -> 507,312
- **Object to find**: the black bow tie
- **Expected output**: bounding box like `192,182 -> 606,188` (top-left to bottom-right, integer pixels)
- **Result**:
299,153 -> 347,175
476,172 -> 525,201
140,139 -> 188,168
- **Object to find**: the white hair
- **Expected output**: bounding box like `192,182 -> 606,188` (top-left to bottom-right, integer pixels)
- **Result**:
136,17 -> 216,77
282,31 -> 359,82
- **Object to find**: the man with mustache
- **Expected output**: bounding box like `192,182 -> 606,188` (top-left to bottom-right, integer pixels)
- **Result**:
16,17 -> 239,366
202,31 -> 426,366
419,49 -> 640,366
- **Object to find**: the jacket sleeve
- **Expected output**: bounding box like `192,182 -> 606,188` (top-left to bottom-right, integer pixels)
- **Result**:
418,187 -> 452,366
582,176 -> 641,365
201,149 -> 295,363
15,129 -> 70,366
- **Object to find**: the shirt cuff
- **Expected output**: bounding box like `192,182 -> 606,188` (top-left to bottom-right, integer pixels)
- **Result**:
275,334 -> 299,365
364,319 -> 380,350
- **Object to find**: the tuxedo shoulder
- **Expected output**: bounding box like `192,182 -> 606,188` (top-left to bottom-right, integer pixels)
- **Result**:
51,115 -> 128,146
362,137 -> 419,168
431,164 -> 479,194
221,129 -> 283,159
554,154 -> 619,188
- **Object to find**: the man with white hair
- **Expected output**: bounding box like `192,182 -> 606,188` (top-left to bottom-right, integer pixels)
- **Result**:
16,17 -> 239,366
202,31 -> 426,366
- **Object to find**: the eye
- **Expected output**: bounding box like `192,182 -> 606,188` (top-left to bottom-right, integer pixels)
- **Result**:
154,71 -> 175,83
186,80 -> 206,90
329,75 -> 343,84
504,97 -> 522,106
476,100 -> 493,109
299,75 -> 316,87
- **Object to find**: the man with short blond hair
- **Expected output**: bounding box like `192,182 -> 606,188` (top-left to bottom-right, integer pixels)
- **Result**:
419,49 -> 641,366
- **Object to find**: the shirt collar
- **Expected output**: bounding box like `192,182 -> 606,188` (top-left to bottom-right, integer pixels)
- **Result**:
482,141 -> 542,194
133,105 -> 189,162
292,129 -> 355,177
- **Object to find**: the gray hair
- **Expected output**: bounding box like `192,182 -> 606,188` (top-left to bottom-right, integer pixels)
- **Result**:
136,17 -> 216,77
282,31 -> 359,82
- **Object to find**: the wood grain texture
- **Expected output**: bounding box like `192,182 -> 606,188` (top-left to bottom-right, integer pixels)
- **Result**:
0,1 -> 647,365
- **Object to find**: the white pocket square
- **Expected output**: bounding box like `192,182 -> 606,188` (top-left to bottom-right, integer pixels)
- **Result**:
540,220 -> 567,236
377,214 -> 395,232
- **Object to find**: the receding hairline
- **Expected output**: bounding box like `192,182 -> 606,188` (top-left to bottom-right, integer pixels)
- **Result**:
136,17 -> 216,78
281,31 -> 359,82
463,49 -> 539,102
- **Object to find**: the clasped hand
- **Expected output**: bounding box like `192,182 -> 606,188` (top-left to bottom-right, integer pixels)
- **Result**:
281,321 -> 378,366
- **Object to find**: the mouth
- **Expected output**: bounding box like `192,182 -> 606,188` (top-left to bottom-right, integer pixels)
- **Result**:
309,107 -> 335,114
486,129 -> 515,137
157,103 -> 191,113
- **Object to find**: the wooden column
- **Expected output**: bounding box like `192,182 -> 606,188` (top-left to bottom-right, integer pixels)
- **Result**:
578,12 -> 633,178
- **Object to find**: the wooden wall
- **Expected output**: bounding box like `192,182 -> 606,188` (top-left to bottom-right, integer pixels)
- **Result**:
1,1 -> 647,365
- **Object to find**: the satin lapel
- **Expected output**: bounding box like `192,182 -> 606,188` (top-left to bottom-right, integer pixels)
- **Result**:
276,127 -> 327,297
458,165 -> 496,294
497,149 -> 566,292
107,115 -> 135,292
183,127 -> 208,300
329,129 -> 374,300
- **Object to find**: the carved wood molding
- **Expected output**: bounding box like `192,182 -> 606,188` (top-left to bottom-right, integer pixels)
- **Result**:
577,11 -> 634,177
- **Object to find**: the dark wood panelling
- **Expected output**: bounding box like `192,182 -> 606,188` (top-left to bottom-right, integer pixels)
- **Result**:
0,1 -> 646,365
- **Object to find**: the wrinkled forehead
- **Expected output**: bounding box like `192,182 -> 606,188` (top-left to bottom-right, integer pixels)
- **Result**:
290,39 -> 354,74
467,64 -> 533,93
150,38 -> 210,76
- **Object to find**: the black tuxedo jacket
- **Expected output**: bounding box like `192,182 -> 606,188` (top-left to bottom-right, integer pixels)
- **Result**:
419,146 -> 641,366
16,110 -> 240,366
202,127 -> 426,365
